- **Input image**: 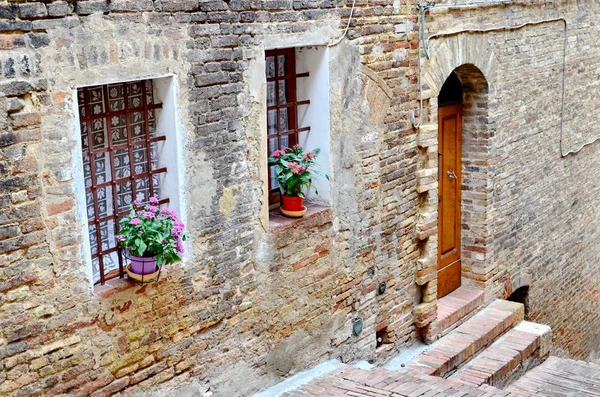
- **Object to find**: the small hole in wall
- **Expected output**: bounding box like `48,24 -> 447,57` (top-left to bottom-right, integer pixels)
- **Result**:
507,286 -> 530,318
376,328 -> 390,348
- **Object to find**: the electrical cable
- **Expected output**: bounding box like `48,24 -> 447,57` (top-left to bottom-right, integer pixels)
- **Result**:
412,2 -> 579,157
329,0 -> 357,47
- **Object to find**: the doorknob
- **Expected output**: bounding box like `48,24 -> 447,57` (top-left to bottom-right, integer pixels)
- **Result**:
447,171 -> 457,179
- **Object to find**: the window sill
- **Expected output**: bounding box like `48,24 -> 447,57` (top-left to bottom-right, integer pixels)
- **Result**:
94,277 -> 137,299
269,203 -> 331,233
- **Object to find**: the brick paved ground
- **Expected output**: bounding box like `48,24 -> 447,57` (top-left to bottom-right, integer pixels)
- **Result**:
285,356 -> 600,397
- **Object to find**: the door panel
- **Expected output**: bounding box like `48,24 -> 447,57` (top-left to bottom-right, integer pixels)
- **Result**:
438,104 -> 462,299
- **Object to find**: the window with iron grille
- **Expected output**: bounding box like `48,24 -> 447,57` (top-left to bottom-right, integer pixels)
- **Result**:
265,48 -> 310,207
77,80 -> 169,285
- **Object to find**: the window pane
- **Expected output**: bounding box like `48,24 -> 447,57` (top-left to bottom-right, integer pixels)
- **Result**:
281,135 -> 290,149
116,181 -> 133,212
268,110 -> 278,134
110,115 -> 127,145
90,118 -> 107,149
130,111 -> 146,141
107,84 -> 125,112
268,137 -> 279,155
270,165 -> 280,189
132,146 -> 149,175
279,108 -> 289,132
114,149 -> 130,179
277,55 -> 286,76
278,80 -> 287,104
88,87 -> 105,116
127,81 -> 144,108
96,186 -> 113,217
267,81 -> 276,107
266,56 -> 275,78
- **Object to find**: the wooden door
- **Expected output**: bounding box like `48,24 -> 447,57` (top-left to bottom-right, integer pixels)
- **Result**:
438,104 -> 462,299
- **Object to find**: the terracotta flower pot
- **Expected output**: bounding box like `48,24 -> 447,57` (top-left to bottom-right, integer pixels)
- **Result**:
282,195 -> 303,211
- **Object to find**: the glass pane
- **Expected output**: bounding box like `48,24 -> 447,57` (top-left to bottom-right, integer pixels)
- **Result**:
148,109 -> 156,136
270,165 -> 280,189
145,80 -> 154,105
130,111 -> 146,141
135,176 -> 150,204
281,135 -> 290,149
107,84 -> 125,112
267,110 -> 277,134
127,81 -> 144,109
86,190 -> 95,220
277,55 -> 286,76
266,56 -> 275,78
99,220 -> 114,251
77,89 -> 86,119
89,224 -> 98,254
94,152 -> 111,185
116,181 -> 133,212
110,115 -> 127,145
267,81 -> 276,107
83,156 -> 92,188
278,80 -> 287,104
279,108 -> 289,132
96,186 -> 113,217
132,146 -> 149,175
88,86 -> 105,116
268,137 -> 279,155
90,118 -> 107,149
113,149 -> 130,179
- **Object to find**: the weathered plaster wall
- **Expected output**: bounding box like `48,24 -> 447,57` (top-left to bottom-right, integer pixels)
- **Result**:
0,1 -> 599,396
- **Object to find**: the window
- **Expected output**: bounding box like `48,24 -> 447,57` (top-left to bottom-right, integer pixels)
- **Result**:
265,48 -> 310,208
265,47 -> 332,210
77,80 -> 168,285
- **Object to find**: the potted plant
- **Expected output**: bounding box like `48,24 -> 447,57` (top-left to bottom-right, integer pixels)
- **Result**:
115,197 -> 190,282
268,145 -> 328,218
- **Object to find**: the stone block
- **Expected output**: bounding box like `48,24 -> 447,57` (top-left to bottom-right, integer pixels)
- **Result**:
0,81 -> 33,97
47,1 -> 72,17
75,0 -> 110,15
19,3 -> 48,19
111,0 -> 154,12
157,0 -> 200,12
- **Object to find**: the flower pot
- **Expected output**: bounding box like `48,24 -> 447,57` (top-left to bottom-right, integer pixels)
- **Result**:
129,255 -> 158,275
282,195 -> 304,211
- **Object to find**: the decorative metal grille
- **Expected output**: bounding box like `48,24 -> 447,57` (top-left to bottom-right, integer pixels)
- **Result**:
78,80 -> 168,285
265,48 -> 310,207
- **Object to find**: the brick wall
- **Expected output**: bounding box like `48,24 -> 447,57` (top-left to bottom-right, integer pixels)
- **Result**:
0,1 -> 599,396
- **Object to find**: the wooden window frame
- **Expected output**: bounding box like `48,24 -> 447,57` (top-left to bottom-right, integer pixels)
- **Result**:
265,48 -> 311,208
78,80 -> 169,285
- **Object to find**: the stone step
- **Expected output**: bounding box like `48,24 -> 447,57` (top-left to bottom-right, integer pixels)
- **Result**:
423,286 -> 485,343
506,356 -> 600,396
408,299 -> 524,377
453,321 -> 552,388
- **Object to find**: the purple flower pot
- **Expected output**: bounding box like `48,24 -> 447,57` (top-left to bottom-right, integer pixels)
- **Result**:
130,255 -> 157,275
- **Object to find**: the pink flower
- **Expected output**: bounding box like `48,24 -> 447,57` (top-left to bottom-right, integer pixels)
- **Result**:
115,235 -> 126,241
149,197 -> 159,205
147,205 -> 158,213
143,211 -> 155,218
273,149 -> 285,158
305,151 -> 316,160
176,238 -> 185,254
130,218 -> 142,225
160,208 -> 178,221
133,199 -> 142,206
286,161 -> 299,169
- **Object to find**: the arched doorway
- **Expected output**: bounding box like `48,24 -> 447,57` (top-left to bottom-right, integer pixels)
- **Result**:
437,72 -> 464,298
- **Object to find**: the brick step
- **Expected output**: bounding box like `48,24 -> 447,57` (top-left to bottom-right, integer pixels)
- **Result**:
506,356 -> 600,396
423,286 -> 485,343
408,299 -> 524,377
452,321 -> 552,388
283,365 -> 510,397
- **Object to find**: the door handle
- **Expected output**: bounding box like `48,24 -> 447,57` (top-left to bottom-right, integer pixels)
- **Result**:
447,171 -> 457,179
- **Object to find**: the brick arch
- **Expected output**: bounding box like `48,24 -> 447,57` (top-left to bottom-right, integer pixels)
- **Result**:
422,33 -> 499,98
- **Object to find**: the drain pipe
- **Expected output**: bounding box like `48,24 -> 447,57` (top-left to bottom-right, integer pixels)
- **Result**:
411,2 -> 573,157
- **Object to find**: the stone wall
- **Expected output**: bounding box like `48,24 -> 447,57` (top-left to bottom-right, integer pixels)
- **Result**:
0,1 -> 599,396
